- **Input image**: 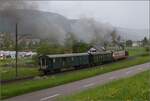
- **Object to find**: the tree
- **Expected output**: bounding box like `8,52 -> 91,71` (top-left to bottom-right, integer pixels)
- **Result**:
126,40 -> 133,47
110,29 -> 118,45
142,37 -> 148,46
36,42 -> 52,55
36,41 -> 66,55
2,33 -> 14,50
72,41 -> 90,53
64,32 -> 78,53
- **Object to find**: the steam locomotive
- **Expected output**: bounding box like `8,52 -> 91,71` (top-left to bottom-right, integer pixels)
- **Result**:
39,50 -> 128,74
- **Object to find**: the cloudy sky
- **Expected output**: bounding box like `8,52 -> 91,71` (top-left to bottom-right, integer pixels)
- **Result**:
36,1 -> 149,30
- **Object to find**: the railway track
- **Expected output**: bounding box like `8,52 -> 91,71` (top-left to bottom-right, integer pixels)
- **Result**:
1,76 -> 35,84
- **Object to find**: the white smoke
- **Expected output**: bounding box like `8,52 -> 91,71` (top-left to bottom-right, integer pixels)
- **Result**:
71,17 -> 114,44
0,1 -> 117,45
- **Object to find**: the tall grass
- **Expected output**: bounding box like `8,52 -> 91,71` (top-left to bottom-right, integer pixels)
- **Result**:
0,58 -> 40,81
0,67 -> 40,80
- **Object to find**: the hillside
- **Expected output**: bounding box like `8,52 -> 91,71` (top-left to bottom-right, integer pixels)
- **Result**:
0,9 -> 149,43
0,9 -> 71,43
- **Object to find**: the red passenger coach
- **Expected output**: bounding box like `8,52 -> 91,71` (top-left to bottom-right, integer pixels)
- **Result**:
112,51 -> 128,60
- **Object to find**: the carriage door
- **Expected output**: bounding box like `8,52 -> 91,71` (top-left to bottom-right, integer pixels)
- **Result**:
40,58 -> 47,69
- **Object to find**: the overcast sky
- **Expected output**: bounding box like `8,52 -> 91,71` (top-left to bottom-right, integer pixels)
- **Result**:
35,1 -> 149,30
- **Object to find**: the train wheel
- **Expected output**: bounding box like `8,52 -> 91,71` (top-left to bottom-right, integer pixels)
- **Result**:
74,66 -> 80,70
43,70 -> 48,75
54,69 -> 61,73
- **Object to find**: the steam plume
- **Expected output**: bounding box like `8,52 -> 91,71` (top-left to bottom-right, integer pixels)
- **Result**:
71,17 -> 114,45
0,1 -> 119,46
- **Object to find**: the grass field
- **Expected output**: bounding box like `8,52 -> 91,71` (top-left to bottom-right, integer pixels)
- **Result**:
1,54 -> 150,99
0,58 -> 41,81
0,67 -> 40,80
126,47 -> 146,56
0,57 -> 36,66
58,70 -> 150,101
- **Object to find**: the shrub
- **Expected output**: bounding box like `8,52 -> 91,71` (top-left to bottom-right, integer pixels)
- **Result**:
145,46 -> 150,52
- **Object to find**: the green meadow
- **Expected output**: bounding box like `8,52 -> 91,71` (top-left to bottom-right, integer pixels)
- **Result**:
59,70 -> 150,101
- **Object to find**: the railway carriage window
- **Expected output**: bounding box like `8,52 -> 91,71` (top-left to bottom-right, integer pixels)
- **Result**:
72,57 -> 74,61
62,60 -> 65,66
42,58 -> 45,64
53,58 -> 56,63
80,56 -> 81,60
82,57 -> 84,62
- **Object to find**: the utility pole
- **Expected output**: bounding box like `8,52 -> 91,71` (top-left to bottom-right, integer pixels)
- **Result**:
15,23 -> 18,77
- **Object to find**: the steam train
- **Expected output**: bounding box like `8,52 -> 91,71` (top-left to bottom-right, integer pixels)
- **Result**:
39,50 -> 128,74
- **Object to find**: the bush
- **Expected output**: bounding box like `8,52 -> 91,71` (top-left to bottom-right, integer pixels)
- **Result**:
139,46 -> 150,56
32,55 -> 39,66
145,46 -> 150,52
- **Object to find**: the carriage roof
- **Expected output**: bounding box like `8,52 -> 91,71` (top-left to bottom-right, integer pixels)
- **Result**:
46,53 -> 89,58
40,51 -> 112,58
90,51 -> 112,55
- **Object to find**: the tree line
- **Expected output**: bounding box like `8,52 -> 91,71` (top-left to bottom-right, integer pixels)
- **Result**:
0,32 -> 149,56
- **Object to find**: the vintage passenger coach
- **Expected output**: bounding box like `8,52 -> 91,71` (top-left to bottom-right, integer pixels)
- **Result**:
39,51 -> 128,74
